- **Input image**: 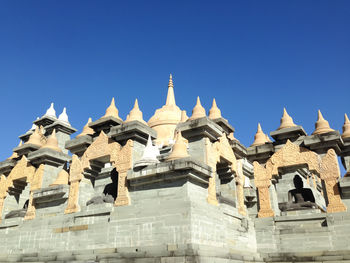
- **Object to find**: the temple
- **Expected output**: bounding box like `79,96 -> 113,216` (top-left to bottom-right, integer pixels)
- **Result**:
0,75 -> 350,262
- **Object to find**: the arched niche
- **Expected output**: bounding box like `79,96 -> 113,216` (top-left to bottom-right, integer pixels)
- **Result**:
254,140 -> 346,218
65,131 -> 133,214
206,134 -> 246,215
0,156 -> 37,222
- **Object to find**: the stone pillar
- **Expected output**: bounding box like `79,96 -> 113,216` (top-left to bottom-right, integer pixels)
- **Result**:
320,149 -> 347,213
65,155 -> 83,214
112,140 -> 133,207
253,161 -> 274,218
236,160 -> 247,216
0,197 -> 4,223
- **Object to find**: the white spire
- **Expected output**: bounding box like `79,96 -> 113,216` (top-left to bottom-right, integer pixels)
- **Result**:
31,117 -> 39,130
44,103 -> 57,118
58,107 -> 70,125
134,136 -> 160,167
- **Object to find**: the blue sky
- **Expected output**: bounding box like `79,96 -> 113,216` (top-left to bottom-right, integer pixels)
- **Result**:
0,1 -> 349,172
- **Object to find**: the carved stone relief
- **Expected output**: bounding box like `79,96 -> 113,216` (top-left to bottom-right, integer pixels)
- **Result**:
65,132 -> 134,213
254,140 -> 346,217
320,149 -> 346,212
0,156 -> 36,220
236,160 -> 247,216
24,164 -> 45,220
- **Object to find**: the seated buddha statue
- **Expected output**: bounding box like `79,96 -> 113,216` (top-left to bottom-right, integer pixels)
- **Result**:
279,175 -> 316,211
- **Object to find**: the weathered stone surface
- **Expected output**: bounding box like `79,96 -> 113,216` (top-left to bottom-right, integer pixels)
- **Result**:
27,148 -> 71,167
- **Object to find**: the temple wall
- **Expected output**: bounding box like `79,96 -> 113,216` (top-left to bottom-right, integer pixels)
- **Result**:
255,210 -> 350,261
0,179 -> 259,262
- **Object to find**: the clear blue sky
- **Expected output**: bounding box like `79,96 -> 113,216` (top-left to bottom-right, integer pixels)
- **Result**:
0,1 -> 349,172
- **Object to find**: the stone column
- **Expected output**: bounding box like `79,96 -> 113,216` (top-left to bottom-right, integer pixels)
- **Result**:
64,155 -> 83,214
253,161 -> 274,218
236,160 -> 247,216
112,140 -> 133,207
320,149 -> 347,213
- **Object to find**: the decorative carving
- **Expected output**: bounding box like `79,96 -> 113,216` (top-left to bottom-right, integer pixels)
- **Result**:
64,181 -> 80,214
205,138 -> 220,205
320,149 -> 347,212
24,164 -> 45,220
236,160 -> 247,216
0,175 -> 7,199
111,139 -> 133,206
253,161 -> 274,218
69,155 -> 84,182
65,155 -> 83,214
0,157 -> 35,221
50,169 -> 69,186
206,134 -> 238,206
65,132 -> 134,212
266,140 -> 321,176
30,164 -> 45,191
7,156 -> 35,183
218,133 -> 237,171
0,175 -> 6,223
24,192 -> 35,220
81,131 -> 120,169
0,197 -> 4,224
254,141 -> 346,217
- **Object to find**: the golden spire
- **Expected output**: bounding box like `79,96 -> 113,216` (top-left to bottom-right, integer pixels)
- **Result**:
189,97 -> 206,120
77,118 -> 94,138
166,131 -> 189,161
125,99 -> 147,125
312,110 -> 335,135
209,98 -> 222,119
251,123 -> 269,146
50,169 -> 69,186
41,129 -> 62,152
103,97 -> 122,120
8,141 -> 22,159
342,113 -> 350,139
278,108 -> 296,130
180,110 -> 189,122
148,74 -> 182,146
165,74 -> 176,106
26,127 -> 43,146
228,132 -> 238,141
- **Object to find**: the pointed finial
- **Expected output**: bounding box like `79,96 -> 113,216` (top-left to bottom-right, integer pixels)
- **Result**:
134,136 -> 160,167
189,97 -> 206,120
209,98 -> 222,119
58,107 -> 70,125
50,169 -> 69,186
147,74 -> 182,146
28,117 -> 39,132
166,131 -> 190,161
257,123 -> 262,132
134,98 -> 139,109
41,129 -> 62,152
165,74 -> 176,106
77,118 -> 94,138
103,97 -> 121,120
44,103 -> 57,118
8,140 -> 22,159
125,98 -> 147,125
228,132 -> 238,142
277,107 -> 296,130
251,123 -> 269,146
342,113 -> 350,139
26,127 -> 43,146
312,110 -> 335,135
180,110 -> 189,122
